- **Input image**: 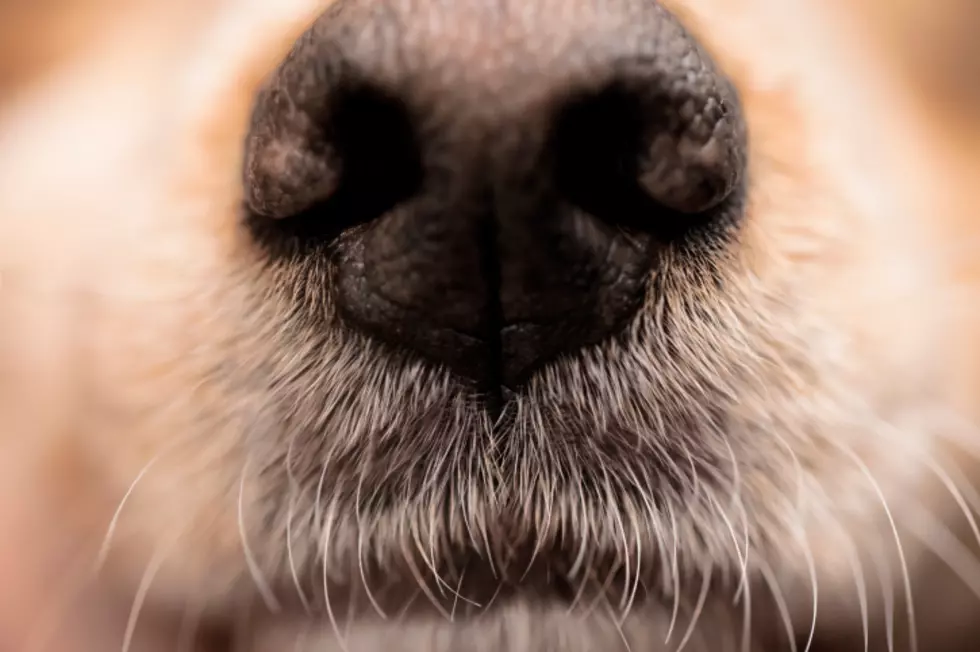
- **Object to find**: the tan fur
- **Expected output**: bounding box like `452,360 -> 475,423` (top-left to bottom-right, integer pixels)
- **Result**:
1,1 -> 979,651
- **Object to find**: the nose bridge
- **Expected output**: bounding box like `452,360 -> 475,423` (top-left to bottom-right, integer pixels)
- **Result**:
315,0 -> 666,121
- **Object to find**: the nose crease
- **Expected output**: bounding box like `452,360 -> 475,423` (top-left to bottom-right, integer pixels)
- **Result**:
243,0 -> 748,390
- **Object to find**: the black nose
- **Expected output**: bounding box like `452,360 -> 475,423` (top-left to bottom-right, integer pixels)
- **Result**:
243,0 -> 746,390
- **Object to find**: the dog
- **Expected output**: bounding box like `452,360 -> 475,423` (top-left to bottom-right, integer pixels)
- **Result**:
2,0 -> 979,650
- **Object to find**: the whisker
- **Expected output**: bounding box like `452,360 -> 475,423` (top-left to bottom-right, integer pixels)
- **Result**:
837,441 -> 917,652
664,503 -> 683,644
600,595 -> 634,652
867,536 -> 897,652
320,499 -> 350,652
605,481 -> 631,615
402,523 -> 453,621
905,501 -> 980,602
758,555 -> 798,652
707,489 -> 747,604
913,409 -> 980,462
674,559 -> 712,652
96,454 -> 161,571
449,563 -> 468,622
924,456 -> 980,555
739,545 -> 753,652
580,551 -> 625,621
238,458 -> 281,613
616,491 -> 645,623
834,517 -> 871,652
312,458 -> 331,538
121,538 -> 174,652
794,520 -> 818,652
354,469 -> 388,620
285,489 -> 313,614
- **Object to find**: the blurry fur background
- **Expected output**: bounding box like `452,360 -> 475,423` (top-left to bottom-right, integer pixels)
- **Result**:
0,0 -> 978,650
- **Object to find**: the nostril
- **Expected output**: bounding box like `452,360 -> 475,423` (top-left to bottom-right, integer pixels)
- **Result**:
554,80 -> 744,242
554,87 -> 666,236
244,82 -> 422,247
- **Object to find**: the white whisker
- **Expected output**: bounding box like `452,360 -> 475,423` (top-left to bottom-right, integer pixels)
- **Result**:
238,458 -> 281,613
925,456 -> 980,555
794,521 -> 818,652
121,539 -> 173,652
838,442 -> 917,652
354,469 -> 388,620
665,505 -> 683,645
96,454 -> 161,571
321,500 -> 350,652
286,489 -> 313,614
906,501 -> 980,601
739,545 -> 753,652
758,555 -> 798,652
675,560 -> 712,652
836,519 -> 871,652
867,536 -> 897,652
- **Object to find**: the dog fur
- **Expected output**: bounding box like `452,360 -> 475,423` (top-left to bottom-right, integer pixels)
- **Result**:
2,1 -> 980,651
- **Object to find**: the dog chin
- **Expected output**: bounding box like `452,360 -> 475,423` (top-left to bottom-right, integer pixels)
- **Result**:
243,597 -> 754,652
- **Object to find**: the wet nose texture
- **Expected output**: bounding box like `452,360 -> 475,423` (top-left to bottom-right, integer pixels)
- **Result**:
243,0 -> 747,392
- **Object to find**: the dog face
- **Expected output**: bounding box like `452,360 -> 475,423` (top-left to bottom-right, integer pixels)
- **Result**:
2,0 -> 979,650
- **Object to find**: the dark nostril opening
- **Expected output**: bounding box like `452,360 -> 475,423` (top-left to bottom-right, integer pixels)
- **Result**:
244,84 -> 422,254
553,82 -> 741,245
553,86 -> 692,243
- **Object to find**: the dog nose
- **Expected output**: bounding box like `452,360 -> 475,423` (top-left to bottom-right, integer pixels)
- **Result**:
243,0 -> 746,389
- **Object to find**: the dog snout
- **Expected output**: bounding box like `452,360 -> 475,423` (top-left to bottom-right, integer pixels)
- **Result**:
243,0 -> 747,390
